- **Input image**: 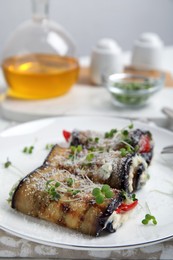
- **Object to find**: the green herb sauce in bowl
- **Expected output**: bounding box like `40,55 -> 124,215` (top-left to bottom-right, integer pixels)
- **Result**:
104,73 -> 165,107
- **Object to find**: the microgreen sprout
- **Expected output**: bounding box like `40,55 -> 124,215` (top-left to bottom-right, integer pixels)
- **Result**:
4,158 -> 12,168
45,180 -> 61,201
69,145 -> 82,161
120,148 -> 129,157
128,123 -> 134,129
45,178 -> 82,201
121,190 -> 137,202
45,144 -> 54,150
70,146 -> 76,153
120,143 -> 134,157
70,145 -> 82,153
104,129 -> 117,139
121,190 -> 128,200
88,146 -> 104,153
123,138 -> 132,145
2,158 -> 24,177
142,214 -> 157,225
121,128 -> 132,144
55,182 -> 61,188
86,153 -> 94,162
88,137 -> 99,143
23,146 -> 34,154
121,129 -> 129,137
101,184 -> 114,198
142,202 -> 157,225
134,145 -> 139,152
66,177 -> 74,187
76,145 -> 82,153
88,146 -> 96,152
131,193 -> 137,201
71,190 -> 80,196
92,184 -> 113,204
46,179 -> 54,187
95,137 -> 99,143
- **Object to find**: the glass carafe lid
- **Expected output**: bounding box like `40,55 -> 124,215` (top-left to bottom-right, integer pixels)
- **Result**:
2,0 -> 79,99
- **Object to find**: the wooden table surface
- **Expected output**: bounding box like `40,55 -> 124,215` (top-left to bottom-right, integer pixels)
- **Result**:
78,66 -> 173,86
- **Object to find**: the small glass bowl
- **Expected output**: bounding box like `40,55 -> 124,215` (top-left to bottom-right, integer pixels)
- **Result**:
104,72 -> 165,107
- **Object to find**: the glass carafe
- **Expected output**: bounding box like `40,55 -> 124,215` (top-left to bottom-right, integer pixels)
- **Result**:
2,0 -> 79,99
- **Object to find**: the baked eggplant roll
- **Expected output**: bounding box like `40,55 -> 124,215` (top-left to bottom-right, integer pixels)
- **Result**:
45,145 -> 149,193
63,127 -> 154,165
10,165 -> 136,236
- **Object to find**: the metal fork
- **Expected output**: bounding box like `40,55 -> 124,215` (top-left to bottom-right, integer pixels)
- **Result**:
161,145 -> 173,154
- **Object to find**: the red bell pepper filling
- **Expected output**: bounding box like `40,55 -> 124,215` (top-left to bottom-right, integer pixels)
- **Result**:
63,130 -> 71,142
116,200 -> 138,214
139,135 -> 151,153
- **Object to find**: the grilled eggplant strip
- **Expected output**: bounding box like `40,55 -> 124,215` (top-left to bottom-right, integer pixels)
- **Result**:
11,165 -> 126,236
68,128 -> 154,165
45,145 -> 148,193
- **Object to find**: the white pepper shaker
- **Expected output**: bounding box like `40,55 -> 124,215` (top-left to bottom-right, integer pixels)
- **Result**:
131,32 -> 164,70
90,38 -> 123,85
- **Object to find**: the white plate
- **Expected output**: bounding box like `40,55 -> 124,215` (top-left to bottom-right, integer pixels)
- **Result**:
0,116 -> 173,250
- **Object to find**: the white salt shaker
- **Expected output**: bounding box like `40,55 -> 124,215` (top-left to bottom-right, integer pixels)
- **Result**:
90,38 -> 123,85
131,32 -> 164,70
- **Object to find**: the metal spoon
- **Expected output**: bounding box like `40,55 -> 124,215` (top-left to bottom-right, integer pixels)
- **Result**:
162,107 -> 173,120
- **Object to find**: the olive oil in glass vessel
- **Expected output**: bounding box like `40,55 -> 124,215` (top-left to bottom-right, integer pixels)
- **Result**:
2,0 -> 79,99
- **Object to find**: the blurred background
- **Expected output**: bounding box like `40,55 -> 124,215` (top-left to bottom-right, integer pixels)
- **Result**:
0,0 -> 173,58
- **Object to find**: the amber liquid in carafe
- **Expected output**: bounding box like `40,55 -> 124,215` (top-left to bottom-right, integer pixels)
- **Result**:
2,54 -> 79,99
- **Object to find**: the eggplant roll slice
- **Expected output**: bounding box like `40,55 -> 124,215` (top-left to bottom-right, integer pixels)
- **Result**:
45,145 -> 149,193
64,127 -> 154,165
10,165 -> 131,236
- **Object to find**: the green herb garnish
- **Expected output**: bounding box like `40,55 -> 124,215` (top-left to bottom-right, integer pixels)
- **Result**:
104,129 -> 117,139
92,184 -> 113,204
120,148 -> 129,157
77,145 -> 82,153
121,190 -> 128,200
70,145 -> 82,153
101,184 -> 114,198
121,190 -> 137,202
88,137 -> 99,143
95,137 -> 99,143
55,182 -> 61,188
46,179 -> 54,187
69,145 -> 82,160
66,178 -> 74,187
142,214 -> 157,225
86,153 -> 94,161
45,180 -> 61,201
45,144 -> 54,150
111,82 -> 153,106
72,190 -> 80,196
4,158 -> 12,168
128,123 -> 134,129
23,146 -> 34,154
132,193 -> 137,201
120,142 -> 134,157
122,130 -> 129,137
134,145 -> 139,152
